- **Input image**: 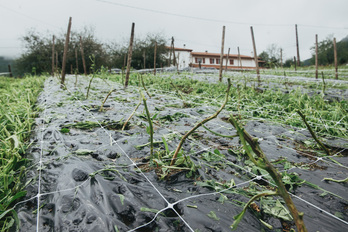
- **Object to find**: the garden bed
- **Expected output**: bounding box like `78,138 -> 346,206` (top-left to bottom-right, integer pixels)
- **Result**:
16,73 -> 348,231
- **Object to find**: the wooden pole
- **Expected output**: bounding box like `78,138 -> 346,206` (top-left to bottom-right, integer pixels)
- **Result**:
75,48 -> 79,74
219,25 -> 225,82
172,37 -> 176,67
280,48 -> 283,68
295,24 -> 300,66
52,35 -> 55,76
293,56 -> 297,71
8,65 -> 12,77
143,50 -> 146,69
315,34 -> 318,79
237,46 -> 243,70
61,17 -> 72,87
79,36 -> 87,76
154,41 -> 157,75
250,26 -> 260,82
225,47 -> 230,71
55,51 -> 58,71
333,37 -> 338,79
168,39 -> 173,66
125,22 -> 135,88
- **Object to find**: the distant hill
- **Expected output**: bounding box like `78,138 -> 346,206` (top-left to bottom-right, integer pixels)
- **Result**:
303,35 -> 348,66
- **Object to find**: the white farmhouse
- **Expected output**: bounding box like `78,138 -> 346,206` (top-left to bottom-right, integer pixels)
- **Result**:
166,46 -> 261,70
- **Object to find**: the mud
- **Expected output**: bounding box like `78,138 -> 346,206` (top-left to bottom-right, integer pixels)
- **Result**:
16,75 -> 348,232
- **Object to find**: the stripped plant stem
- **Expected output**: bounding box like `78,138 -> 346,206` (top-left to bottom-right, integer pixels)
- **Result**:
170,78 -> 232,166
297,110 -> 331,156
99,89 -> 116,111
142,92 -> 154,157
170,81 -> 184,100
140,74 -> 151,98
231,191 -> 278,230
122,95 -> 142,131
323,177 -> 348,183
229,116 -> 307,232
202,125 -> 237,138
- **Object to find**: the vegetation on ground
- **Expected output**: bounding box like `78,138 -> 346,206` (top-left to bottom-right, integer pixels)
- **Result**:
0,75 -> 45,231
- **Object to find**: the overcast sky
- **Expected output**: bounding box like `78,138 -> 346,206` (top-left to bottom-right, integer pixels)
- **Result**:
1,0 -> 347,61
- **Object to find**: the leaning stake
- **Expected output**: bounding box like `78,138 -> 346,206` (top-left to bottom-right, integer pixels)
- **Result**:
125,22 -> 135,88
219,25 -> 225,82
61,17 -> 72,87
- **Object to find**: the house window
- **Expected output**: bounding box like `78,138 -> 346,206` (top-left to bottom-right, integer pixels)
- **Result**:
210,58 -> 215,64
229,59 -> 234,65
216,58 -> 220,64
195,58 -> 203,63
202,58 -> 205,64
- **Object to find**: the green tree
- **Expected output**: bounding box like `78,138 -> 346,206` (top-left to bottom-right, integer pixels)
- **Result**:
14,27 -> 108,76
108,33 -> 168,70
309,35 -> 348,65
259,44 -> 282,68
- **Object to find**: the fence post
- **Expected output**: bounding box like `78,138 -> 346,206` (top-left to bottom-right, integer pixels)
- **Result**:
125,22 -> 135,88
79,36 -> 87,76
333,37 -> 338,79
219,25 -> 225,82
315,34 -> 318,79
154,41 -> 157,75
280,48 -> 283,69
295,24 -> 301,66
293,56 -> 297,71
250,26 -> 260,82
8,65 -> 12,77
225,47 -> 230,72
61,17 -> 72,87
52,35 -> 55,76
237,46 -> 243,70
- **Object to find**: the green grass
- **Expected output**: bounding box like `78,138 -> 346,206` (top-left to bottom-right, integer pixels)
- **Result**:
104,71 -> 347,139
0,75 -> 45,231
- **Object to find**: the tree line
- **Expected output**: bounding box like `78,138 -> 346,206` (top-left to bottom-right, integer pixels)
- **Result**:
258,35 -> 348,68
10,27 -> 169,76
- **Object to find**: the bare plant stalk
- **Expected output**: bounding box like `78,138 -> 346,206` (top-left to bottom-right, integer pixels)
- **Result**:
142,92 -> 154,157
170,78 -> 231,166
219,26 -> 225,82
86,76 -> 94,99
170,81 -> 184,100
140,75 -> 151,98
99,89 -> 116,111
229,116 -> 307,232
122,97 -> 141,131
297,110 -> 331,156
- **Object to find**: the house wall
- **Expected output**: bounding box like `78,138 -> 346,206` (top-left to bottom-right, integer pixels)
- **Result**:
190,56 -> 257,69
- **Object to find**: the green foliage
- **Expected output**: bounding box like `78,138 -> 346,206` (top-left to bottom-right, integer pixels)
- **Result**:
308,35 -> 348,65
0,75 -> 45,230
14,27 -> 109,76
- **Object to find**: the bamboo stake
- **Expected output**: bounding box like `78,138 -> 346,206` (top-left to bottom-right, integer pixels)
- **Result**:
225,47 -> 230,71
280,48 -> 283,69
170,78 -> 232,166
295,24 -> 301,66
52,35 -> 55,76
154,41 -> 157,75
61,17 -> 72,87
125,22 -> 135,88
219,25 -> 225,82
333,37 -> 338,79
8,65 -> 12,77
250,26 -> 260,82
237,46 -> 243,70
315,34 -> 318,79
79,36 -> 87,76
